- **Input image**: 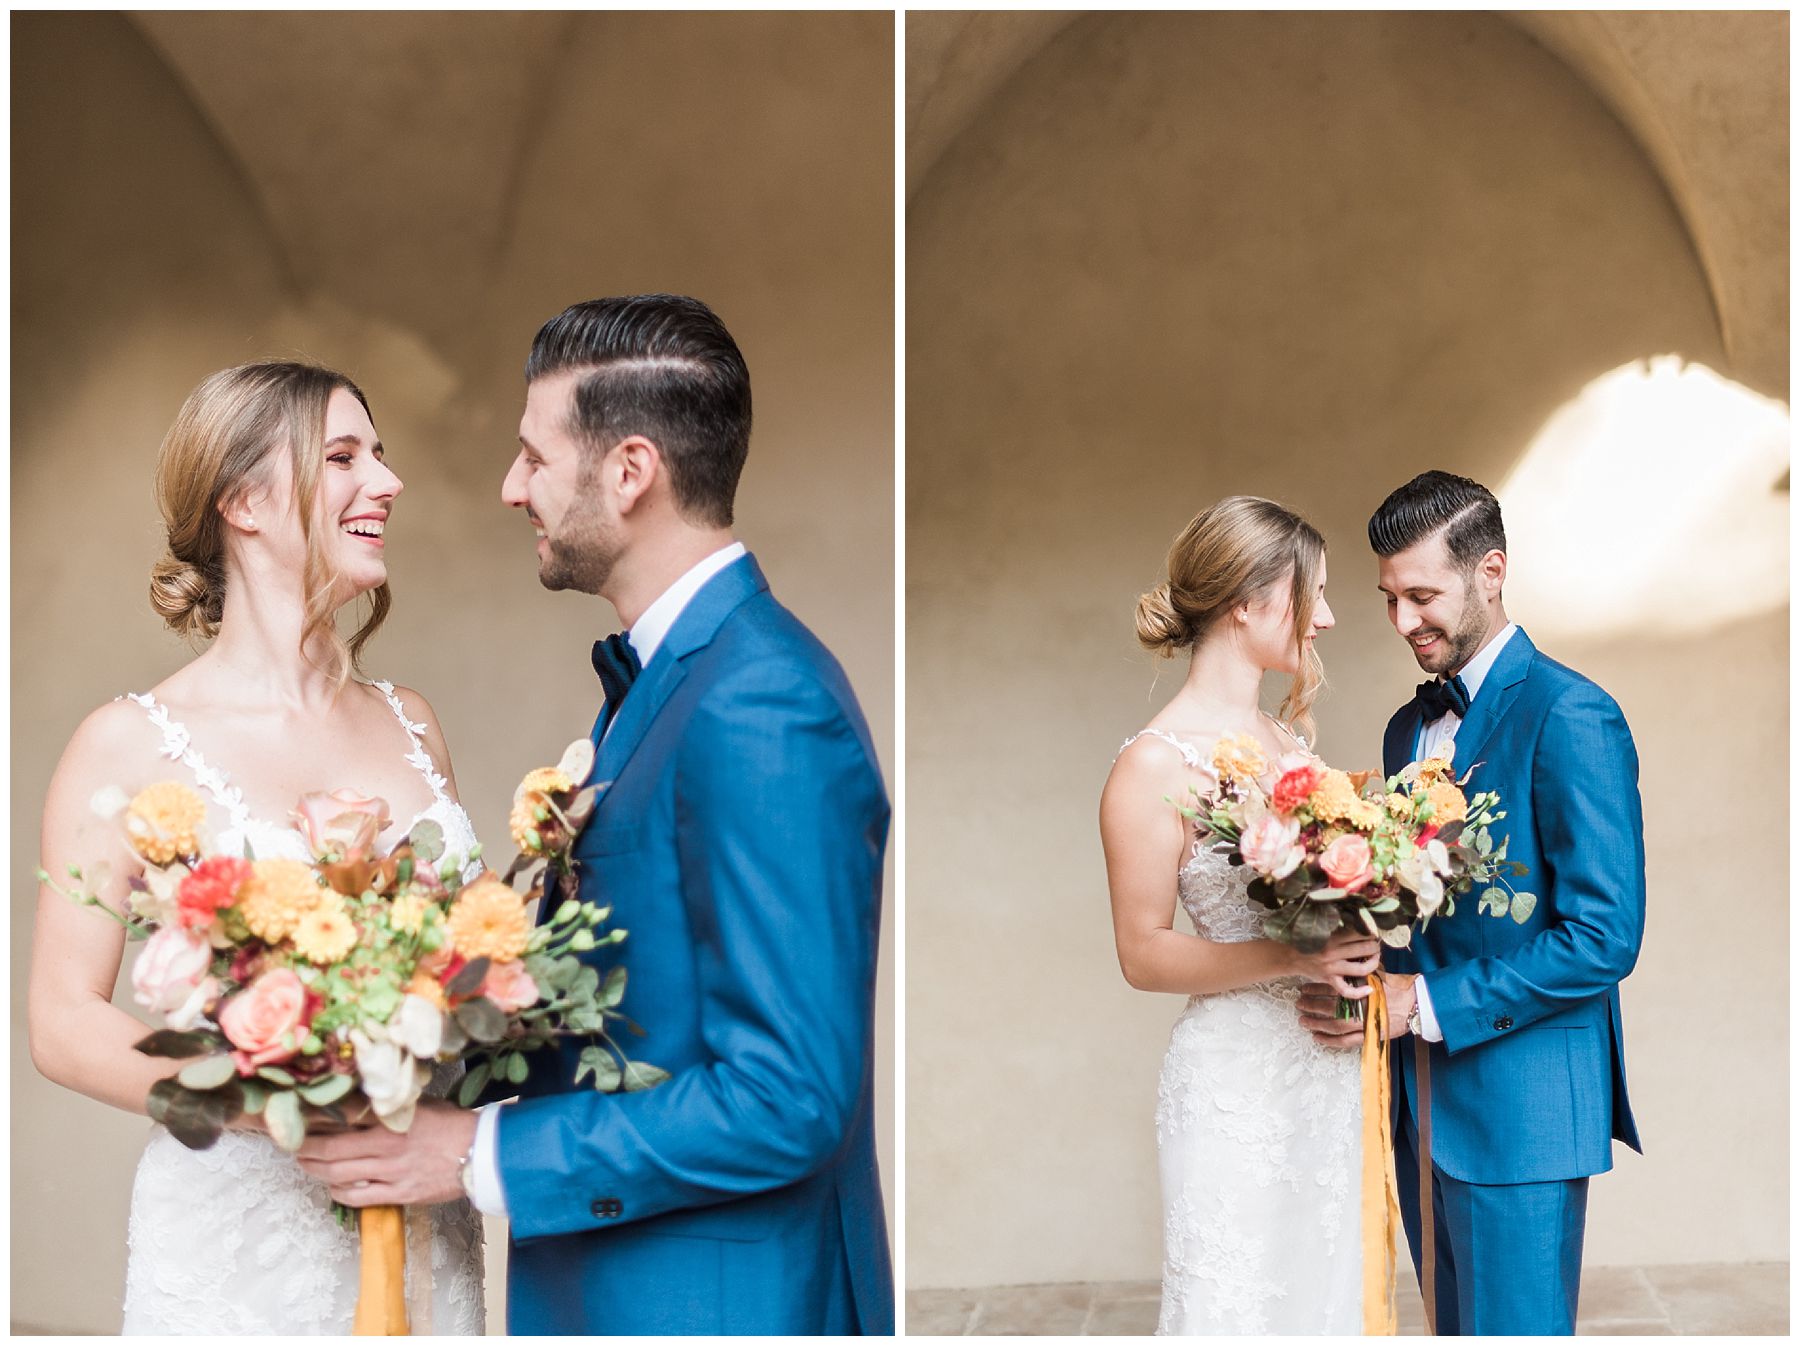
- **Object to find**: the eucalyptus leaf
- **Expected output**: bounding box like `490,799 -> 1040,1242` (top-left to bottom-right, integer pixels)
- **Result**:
447,956 -> 491,998
505,1052 -> 529,1085
256,1066 -> 297,1087
177,1054 -> 239,1091
1475,830 -> 1493,856
601,964 -> 630,1007
264,1089 -> 305,1152
620,1062 -> 671,1093
1510,891 -> 1538,923
240,1080 -> 269,1115
409,818 -> 447,863
298,1073 -> 355,1106
454,997 -> 508,1044
136,1029 -> 224,1059
576,1047 -> 622,1092
458,1061 -> 493,1108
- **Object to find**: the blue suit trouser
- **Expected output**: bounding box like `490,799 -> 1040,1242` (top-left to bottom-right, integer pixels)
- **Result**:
1393,1064 -> 1589,1335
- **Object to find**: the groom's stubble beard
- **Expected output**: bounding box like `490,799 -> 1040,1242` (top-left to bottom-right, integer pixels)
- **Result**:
1412,571 -> 1491,677
538,459 -> 623,596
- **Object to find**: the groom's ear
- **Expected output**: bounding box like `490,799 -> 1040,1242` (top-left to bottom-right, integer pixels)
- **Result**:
609,434 -> 662,515
1477,548 -> 1507,595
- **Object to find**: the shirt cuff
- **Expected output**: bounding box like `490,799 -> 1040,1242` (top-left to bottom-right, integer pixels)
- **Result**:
1413,974 -> 1444,1042
468,1103 -> 510,1218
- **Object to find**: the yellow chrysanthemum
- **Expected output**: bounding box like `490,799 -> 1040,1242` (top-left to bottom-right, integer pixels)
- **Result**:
388,891 -> 429,935
1414,756 -> 1455,786
509,793 -> 550,851
293,897 -> 359,964
1306,769 -> 1362,822
518,767 -> 573,798
1385,792 -> 1415,820
1424,780 -> 1469,826
126,782 -> 207,864
1210,733 -> 1268,785
238,859 -> 326,943
447,878 -> 529,963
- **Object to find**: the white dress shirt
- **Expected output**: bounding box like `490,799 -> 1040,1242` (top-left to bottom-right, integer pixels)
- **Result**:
1410,622 -> 1518,1043
465,541 -> 748,1216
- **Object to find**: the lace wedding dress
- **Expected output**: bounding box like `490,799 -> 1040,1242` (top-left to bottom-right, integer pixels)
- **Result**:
116,681 -> 486,1335
1122,729 -> 1361,1335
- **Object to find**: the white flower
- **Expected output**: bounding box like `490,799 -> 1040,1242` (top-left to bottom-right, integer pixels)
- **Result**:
1425,839 -> 1452,876
1240,814 -> 1305,881
1396,851 -> 1445,916
387,993 -> 445,1061
90,785 -> 131,821
132,927 -> 213,1020
129,861 -> 188,926
350,1029 -> 429,1130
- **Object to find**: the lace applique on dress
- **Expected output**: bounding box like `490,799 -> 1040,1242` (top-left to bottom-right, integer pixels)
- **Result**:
114,687 -> 487,1335
1119,727 -> 1361,1334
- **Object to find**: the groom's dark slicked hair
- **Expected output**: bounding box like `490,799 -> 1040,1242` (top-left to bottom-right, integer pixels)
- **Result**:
1368,470 -> 1507,569
526,294 -> 751,527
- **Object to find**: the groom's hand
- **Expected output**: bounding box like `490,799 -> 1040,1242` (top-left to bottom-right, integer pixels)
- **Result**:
1296,983 -> 1365,1051
295,1099 -> 478,1207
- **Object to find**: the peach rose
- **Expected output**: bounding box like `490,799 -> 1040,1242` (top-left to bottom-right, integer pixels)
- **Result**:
1319,834 -> 1375,894
481,959 -> 541,1014
1240,815 -> 1305,880
292,789 -> 392,859
132,927 -> 217,1029
219,967 -> 309,1072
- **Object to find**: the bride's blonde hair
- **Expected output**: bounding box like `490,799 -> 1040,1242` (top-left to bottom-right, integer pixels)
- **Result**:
149,361 -> 389,688
1136,495 -> 1326,739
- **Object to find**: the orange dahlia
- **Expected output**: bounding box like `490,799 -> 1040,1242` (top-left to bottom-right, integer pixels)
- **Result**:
126,782 -> 207,864
447,877 -> 529,963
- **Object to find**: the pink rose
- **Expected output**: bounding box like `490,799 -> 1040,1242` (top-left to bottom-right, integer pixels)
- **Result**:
292,789 -> 392,859
132,927 -> 217,1028
219,968 -> 309,1072
481,959 -> 540,1014
1319,834 -> 1375,893
1240,815 -> 1304,880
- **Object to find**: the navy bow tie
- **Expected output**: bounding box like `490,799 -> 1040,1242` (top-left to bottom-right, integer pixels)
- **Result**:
1415,673 -> 1472,723
592,632 -> 642,712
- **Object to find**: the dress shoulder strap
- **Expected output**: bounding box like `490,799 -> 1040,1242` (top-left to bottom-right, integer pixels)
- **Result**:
118,692 -> 253,828
370,680 -> 451,804
1117,727 -> 1210,770
1265,714 -> 1312,754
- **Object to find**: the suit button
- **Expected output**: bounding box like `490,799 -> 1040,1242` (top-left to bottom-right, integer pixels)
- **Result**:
590,1198 -> 623,1219
1494,1016 -> 1513,1031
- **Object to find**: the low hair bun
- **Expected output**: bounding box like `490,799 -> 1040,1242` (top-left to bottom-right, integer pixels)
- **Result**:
1134,581 -> 1190,655
149,553 -> 221,639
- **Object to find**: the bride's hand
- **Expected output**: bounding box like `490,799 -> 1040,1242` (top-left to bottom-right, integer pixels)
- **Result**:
1286,927 -> 1380,998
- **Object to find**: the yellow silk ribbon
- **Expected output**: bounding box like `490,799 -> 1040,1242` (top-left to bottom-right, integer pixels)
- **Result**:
353,1204 -> 410,1335
1361,979 -> 1400,1335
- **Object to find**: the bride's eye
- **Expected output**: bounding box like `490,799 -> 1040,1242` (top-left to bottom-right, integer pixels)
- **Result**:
328,453 -> 353,466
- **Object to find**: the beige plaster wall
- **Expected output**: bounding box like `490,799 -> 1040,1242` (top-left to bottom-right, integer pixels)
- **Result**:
11,12 -> 893,1334
906,10 -> 1786,1290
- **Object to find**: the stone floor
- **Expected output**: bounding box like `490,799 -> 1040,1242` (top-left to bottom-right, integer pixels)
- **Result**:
906,1262 -> 1788,1335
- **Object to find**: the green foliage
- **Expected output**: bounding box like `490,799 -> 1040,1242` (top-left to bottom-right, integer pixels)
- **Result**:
135,1029 -> 224,1059
176,1055 -> 238,1091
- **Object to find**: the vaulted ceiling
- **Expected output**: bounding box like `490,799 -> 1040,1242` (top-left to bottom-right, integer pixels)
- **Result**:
908,11 -> 1788,400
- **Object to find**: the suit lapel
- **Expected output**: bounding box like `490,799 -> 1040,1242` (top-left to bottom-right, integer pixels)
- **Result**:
1383,707 -> 1419,778
587,553 -> 769,800
1448,628 -> 1537,775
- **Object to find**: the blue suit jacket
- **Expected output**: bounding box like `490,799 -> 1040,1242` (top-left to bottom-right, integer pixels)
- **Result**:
1384,628 -> 1644,1185
495,554 -> 893,1334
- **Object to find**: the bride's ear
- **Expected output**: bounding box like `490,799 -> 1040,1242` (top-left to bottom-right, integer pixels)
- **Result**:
219,486 -> 260,535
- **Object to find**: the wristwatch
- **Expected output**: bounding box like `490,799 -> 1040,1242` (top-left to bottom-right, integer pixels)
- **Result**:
1406,996 -> 1423,1039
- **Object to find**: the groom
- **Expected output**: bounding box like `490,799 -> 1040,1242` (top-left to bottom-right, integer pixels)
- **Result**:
1300,471 -> 1644,1335
300,295 -> 893,1334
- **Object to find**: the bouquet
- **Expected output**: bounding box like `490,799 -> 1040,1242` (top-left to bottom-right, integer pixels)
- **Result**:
43,737 -> 663,1332
1177,736 -> 1534,1015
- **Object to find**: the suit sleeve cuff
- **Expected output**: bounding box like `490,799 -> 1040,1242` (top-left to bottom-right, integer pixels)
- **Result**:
1413,975 -> 1444,1042
469,1103 -> 510,1218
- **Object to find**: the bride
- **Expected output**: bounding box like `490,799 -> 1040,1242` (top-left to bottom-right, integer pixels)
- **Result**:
1100,495 -> 1376,1335
27,362 -> 486,1333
